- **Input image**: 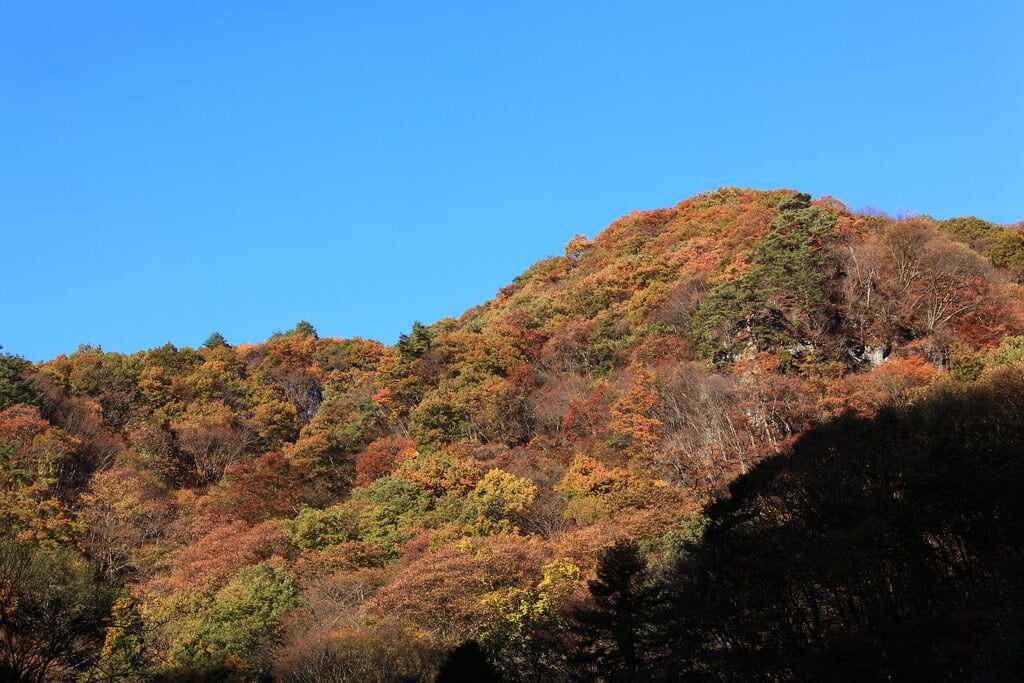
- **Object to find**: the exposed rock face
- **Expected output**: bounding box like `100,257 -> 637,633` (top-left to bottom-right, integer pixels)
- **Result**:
847,341 -> 890,366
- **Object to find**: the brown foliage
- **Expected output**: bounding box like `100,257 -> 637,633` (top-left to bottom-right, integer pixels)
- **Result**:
171,403 -> 259,481
820,355 -> 940,419
79,463 -> 173,575
362,535 -> 554,644
205,451 -> 321,523
354,436 -> 417,487
163,519 -> 288,592
273,622 -> 441,683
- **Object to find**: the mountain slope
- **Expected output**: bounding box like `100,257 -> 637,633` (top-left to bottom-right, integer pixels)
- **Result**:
2,188 -> 1023,680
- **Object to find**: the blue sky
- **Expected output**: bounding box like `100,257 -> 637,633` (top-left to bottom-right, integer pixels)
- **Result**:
2,1 -> 1022,361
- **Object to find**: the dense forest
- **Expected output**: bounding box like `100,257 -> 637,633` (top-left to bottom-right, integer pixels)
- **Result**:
2,188 -> 1023,681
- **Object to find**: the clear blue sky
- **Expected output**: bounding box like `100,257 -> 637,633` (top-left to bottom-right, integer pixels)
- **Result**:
2,1 -> 1022,361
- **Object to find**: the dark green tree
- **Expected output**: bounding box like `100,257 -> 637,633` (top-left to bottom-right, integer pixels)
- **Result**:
290,321 -> 318,339
691,199 -> 837,358
776,190 -> 812,212
397,321 -> 433,363
938,215 -> 1002,250
990,228 -> 1024,280
0,350 -> 43,411
203,331 -> 229,349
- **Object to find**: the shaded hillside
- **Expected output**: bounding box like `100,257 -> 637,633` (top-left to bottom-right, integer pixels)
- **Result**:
1,188 -> 1023,680
563,360 -> 1024,681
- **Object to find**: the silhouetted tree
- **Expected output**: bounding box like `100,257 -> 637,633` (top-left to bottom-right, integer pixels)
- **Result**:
650,368 -> 1024,680
437,640 -> 502,682
571,539 -> 659,681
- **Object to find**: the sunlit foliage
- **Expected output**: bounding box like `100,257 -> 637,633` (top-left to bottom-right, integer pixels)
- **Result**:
5,188 -> 1022,679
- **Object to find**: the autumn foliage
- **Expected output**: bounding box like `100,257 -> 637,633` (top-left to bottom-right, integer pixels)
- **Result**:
2,189 -> 1023,679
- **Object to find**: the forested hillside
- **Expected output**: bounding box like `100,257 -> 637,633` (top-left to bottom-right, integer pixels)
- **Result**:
3,188 -> 1023,681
